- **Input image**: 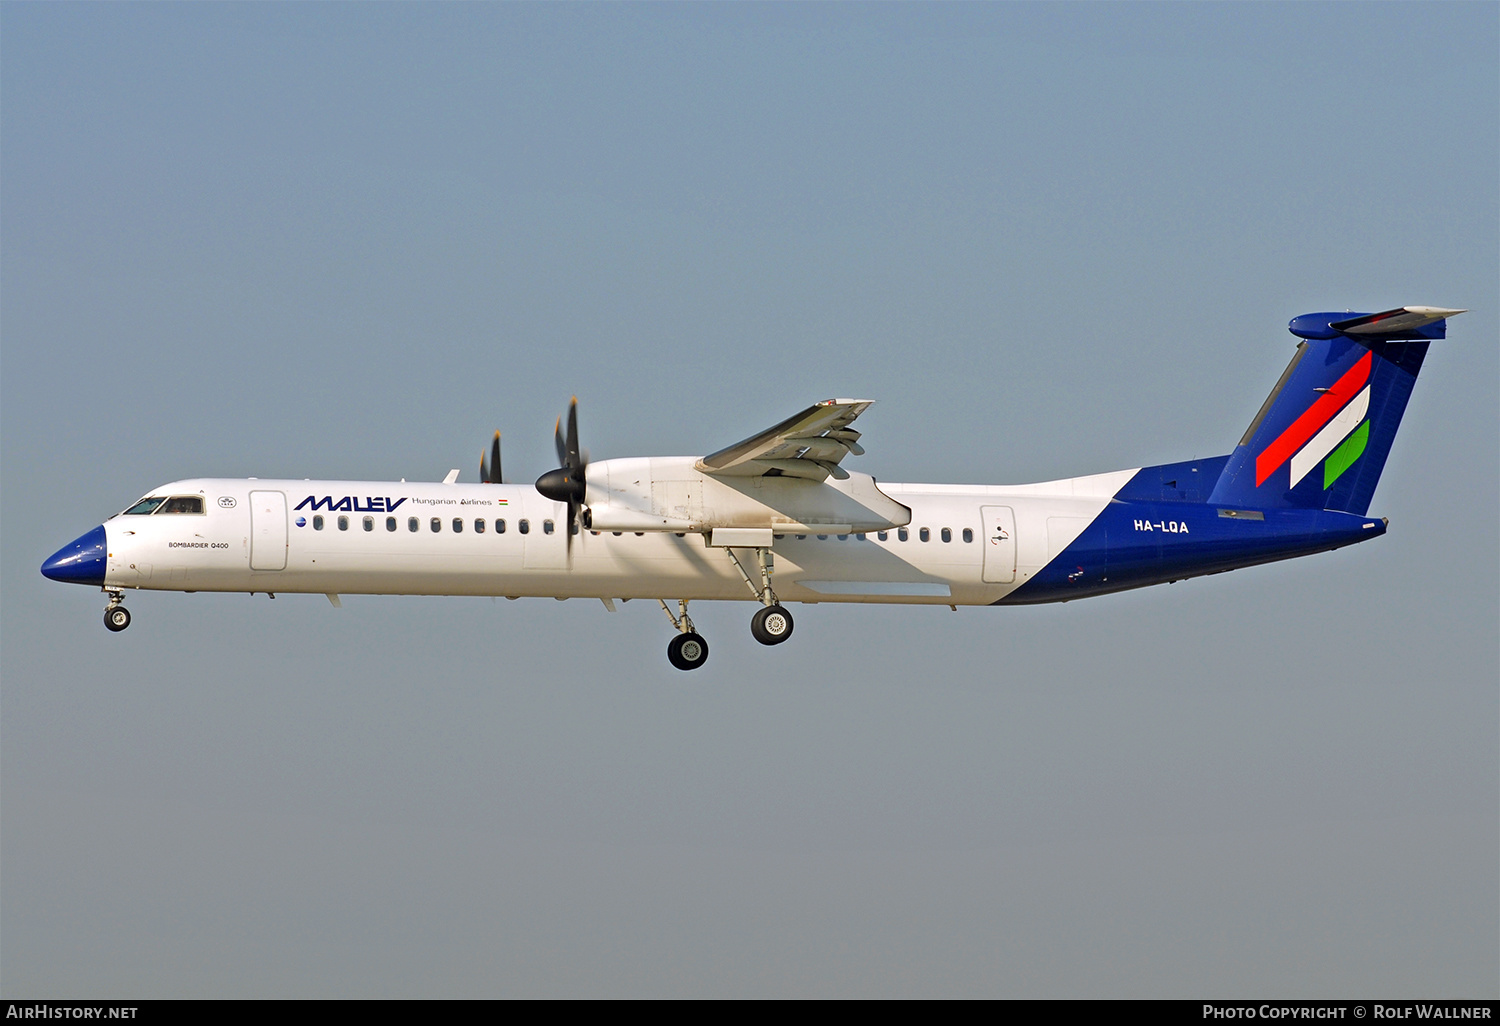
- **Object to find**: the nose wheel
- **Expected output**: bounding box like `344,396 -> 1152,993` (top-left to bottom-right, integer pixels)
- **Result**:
104,605 -> 131,632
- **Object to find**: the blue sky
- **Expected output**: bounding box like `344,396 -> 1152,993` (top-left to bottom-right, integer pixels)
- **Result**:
3,3 -> 1495,997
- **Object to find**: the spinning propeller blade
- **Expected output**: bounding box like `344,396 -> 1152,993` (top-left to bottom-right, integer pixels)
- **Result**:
479,431 -> 503,484
535,397 -> 588,561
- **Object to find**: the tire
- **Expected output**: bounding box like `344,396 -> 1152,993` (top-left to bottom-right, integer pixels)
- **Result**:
750,604 -> 794,646
667,632 -> 709,671
104,606 -> 131,632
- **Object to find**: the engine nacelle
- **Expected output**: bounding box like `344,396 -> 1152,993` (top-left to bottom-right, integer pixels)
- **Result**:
583,456 -> 911,535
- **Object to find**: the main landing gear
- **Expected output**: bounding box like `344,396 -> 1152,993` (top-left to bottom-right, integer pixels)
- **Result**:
659,599 -> 709,671
750,604 -> 793,645
727,546 -> 793,646
103,592 -> 131,632
657,546 -> 796,671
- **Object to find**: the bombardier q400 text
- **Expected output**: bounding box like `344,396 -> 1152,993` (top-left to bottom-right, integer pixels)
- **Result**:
43,306 -> 1464,670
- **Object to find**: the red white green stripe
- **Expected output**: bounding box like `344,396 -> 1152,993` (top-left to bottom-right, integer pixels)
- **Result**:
1256,351 -> 1372,488
1289,384 -> 1371,488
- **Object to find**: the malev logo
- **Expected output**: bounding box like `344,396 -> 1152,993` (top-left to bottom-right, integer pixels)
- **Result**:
294,495 -> 408,512
1256,352 -> 1372,491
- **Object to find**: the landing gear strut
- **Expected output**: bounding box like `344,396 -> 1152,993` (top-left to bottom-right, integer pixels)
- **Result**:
659,599 -> 708,671
103,592 -> 130,632
726,546 -> 794,646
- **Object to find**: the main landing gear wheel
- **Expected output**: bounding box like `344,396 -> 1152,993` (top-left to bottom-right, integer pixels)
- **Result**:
750,604 -> 794,646
667,632 -> 709,671
103,606 -> 131,632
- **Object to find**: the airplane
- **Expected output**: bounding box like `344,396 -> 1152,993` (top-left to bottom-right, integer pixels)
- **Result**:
41,306 -> 1464,671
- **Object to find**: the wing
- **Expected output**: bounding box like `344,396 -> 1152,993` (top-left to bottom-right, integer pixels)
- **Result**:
694,399 -> 874,482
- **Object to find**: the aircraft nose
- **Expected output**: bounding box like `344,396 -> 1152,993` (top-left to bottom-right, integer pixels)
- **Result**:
41,525 -> 108,586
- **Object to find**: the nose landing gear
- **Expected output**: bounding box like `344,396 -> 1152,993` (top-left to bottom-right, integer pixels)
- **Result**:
103,593 -> 131,632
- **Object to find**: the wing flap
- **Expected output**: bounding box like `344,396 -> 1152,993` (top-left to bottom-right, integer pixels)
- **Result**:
695,399 -> 874,480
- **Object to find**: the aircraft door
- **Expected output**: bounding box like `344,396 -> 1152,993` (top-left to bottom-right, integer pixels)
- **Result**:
980,505 -> 1016,583
249,490 -> 288,571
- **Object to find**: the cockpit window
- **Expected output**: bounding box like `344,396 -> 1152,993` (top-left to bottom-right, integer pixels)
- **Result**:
123,496 -> 167,515
159,496 -> 204,514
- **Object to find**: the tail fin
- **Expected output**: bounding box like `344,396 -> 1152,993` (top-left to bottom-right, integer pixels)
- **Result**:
1207,307 -> 1464,515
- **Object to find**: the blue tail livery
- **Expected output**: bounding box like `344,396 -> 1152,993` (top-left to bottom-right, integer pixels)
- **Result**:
1001,306 -> 1464,605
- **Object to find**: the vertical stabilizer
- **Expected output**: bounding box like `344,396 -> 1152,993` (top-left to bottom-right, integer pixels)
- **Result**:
1207,307 -> 1462,516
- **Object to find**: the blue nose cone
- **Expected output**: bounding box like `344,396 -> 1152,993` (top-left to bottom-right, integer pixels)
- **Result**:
41,525 -> 108,586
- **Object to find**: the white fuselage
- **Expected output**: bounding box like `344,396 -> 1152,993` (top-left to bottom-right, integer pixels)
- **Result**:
100,468 -> 1138,607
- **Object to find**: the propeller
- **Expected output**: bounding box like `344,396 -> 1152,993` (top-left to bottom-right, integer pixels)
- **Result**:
479,431 -> 503,484
534,397 -> 587,558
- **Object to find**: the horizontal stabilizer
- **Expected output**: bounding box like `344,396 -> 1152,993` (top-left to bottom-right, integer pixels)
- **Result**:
1289,306 -> 1466,341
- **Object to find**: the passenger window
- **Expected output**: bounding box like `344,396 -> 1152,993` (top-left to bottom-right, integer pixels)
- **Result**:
817,534 -> 828,541
161,496 -> 204,514
519,519 -> 530,535
963,528 -> 973,543
430,517 -> 441,533
408,517 -> 419,532
898,528 -> 909,542
496,519 -> 507,534
920,528 -> 930,542
386,517 -> 397,532
878,531 -> 888,541
363,516 -> 374,532
338,516 -> 349,531
837,534 -> 849,541
123,496 -> 166,515
571,521 -> 579,535
543,520 -> 555,535
855,533 -> 866,540
453,518 -> 463,533
313,515 -> 324,531
941,528 -> 951,543
612,531 -> 623,537
475,518 -> 486,533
